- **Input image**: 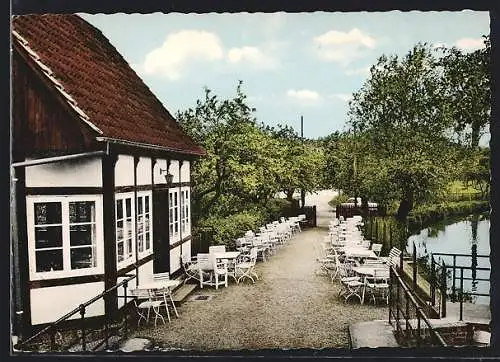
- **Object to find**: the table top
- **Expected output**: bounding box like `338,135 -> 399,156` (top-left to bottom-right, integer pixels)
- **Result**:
343,248 -> 377,259
137,279 -> 180,290
213,251 -> 241,259
353,266 -> 389,277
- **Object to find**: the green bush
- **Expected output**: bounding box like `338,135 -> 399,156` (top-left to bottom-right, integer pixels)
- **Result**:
328,193 -> 349,208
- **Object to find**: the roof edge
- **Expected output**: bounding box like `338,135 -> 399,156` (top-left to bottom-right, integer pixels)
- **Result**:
12,29 -> 104,135
95,137 -> 207,157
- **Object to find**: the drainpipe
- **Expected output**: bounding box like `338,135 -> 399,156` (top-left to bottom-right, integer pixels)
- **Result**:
11,166 -> 22,341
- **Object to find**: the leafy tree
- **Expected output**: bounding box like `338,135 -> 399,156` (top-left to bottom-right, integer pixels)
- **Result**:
437,35 -> 490,148
347,43 -> 457,221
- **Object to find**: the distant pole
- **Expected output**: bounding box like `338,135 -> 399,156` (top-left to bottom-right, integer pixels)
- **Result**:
300,115 -> 306,209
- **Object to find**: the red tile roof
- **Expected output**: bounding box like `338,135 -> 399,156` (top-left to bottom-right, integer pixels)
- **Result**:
12,14 -> 206,156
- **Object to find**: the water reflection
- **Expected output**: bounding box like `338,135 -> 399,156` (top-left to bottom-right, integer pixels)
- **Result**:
407,213 -> 490,304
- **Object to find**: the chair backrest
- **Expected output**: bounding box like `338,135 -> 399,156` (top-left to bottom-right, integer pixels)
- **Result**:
209,245 -> 226,254
249,247 -> 258,262
129,288 -> 150,300
197,253 -> 212,270
212,256 -> 228,273
371,243 -> 383,255
387,247 -> 402,267
153,272 -> 170,281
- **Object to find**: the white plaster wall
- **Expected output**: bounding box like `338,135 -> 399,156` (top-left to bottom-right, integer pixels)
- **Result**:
115,260 -> 154,309
114,154 -> 134,187
153,159 -> 167,185
181,241 -> 192,263
30,282 -> 105,325
136,157 -> 152,186
170,246 -> 181,274
25,157 -> 102,188
180,161 -> 190,183
170,160 -> 180,183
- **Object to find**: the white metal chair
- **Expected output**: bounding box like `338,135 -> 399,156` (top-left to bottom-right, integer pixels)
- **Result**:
151,272 -> 179,321
371,243 -> 383,257
234,247 -> 259,284
129,288 -> 165,327
363,268 -> 390,305
182,254 -> 201,284
197,253 -> 214,288
212,255 -> 228,289
209,245 -> 226,254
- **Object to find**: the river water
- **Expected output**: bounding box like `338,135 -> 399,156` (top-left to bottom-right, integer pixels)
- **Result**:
407,214 -> 490,305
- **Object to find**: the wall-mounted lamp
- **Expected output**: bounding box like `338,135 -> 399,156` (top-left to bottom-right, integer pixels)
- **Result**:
160,168 -> 174,186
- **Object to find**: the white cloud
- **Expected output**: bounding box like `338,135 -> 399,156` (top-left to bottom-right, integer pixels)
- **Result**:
345,66 -> 371,76
143,30 -> 224,80
286,89 -> 323,106
455,37 -> 485,51
287,89 -> 321,101
227,46 -> 277,69
328,93 -> 352,102
313,28 -> 377,65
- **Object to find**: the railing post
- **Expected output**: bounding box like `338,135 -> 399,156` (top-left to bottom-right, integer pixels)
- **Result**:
49,326 -> 56,351
430,255 -> 436,306
441,261 -> 447,318
123,281 -> 129,338
79,304 -> 86,351
405,290 -> 410,343
383,221 -> 387,254
452,255 -> 457,302
416,307 -> 422,347
388,267 -> 392,324
104,293 -> 109,351
413,242 -> 417,292
459,267 -> 464,321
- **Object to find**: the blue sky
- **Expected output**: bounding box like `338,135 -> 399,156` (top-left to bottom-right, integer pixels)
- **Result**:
79,11 -> 490,140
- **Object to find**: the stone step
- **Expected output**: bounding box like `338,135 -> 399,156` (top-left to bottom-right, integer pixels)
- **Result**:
171,283 -> 197,303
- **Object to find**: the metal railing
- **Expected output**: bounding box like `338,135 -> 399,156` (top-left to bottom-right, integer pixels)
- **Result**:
14,274 -> 137,352
389,264 -> 447,347
429,253 -> 490,320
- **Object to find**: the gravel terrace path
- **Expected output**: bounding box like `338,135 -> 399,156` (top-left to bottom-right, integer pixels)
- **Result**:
132,226 -> 387,350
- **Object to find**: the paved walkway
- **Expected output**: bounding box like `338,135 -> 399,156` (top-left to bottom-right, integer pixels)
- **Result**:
130,226 -> 387,351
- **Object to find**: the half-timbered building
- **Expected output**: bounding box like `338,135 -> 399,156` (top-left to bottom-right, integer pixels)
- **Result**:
11,14 -> 205,335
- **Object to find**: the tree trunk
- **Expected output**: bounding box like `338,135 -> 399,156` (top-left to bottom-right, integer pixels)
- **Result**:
471,121 -> 481,149
396,190 -> 414,222
361,196 -> 369,219
286,188 -> 295,201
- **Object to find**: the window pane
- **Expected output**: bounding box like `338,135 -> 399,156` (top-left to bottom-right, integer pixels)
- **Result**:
174,193 -> 178,206
137,217 -> 144,234
69,201 -> 95,223
71,247 -> 96,269
116,199 -> 123,220
117,242 -> 124,262
117,220 -> 124,240
125,198 -> 132,217
145,216 -> 150,232
127,239 -> 133,257
126,219 -> 133,238
145,196 -> 150,213
138,234 -> 144,253
35,202 -> 61,225
36,249 -> 63,272
35,226 -> 62,249
70,224 -> 95,246
137,197 -> 143,214
145,232 -> 150,250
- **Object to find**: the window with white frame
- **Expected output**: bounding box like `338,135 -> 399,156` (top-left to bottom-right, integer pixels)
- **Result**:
181,189 -> 190,234
136,192 -> 153,255
116,194 -> 134,265
169,190 -> 179,242
28,196 -> 102,278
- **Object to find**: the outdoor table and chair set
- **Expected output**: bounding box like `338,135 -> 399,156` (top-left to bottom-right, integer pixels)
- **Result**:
316,215 -> 402,305
181,215 -> 306,289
